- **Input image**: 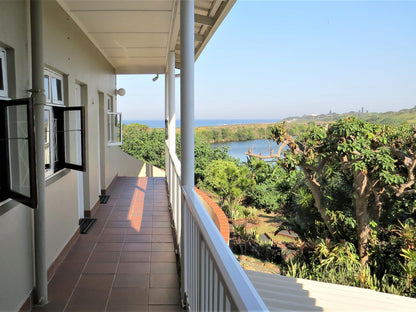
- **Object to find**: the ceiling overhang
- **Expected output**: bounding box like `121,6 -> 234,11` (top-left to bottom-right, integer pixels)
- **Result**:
56,0 -> 236,75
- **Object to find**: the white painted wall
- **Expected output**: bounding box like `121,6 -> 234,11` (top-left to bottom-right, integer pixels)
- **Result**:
0,1 -> 34,311
0,1 -> 119,310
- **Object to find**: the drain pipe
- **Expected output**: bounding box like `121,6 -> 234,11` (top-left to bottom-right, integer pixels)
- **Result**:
30,0 -> 48,305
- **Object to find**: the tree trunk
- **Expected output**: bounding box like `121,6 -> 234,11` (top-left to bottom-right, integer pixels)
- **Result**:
353,172 -> 371,267
302,166 -> 336,238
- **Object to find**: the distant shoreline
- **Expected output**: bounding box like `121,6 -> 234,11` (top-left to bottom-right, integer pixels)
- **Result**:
123,119 -> 278,129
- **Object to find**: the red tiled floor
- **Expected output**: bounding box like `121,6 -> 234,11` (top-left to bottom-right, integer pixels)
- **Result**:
34,177 -> 182,312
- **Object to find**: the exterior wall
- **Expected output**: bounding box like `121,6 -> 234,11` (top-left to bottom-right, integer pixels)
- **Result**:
0,1 -> 34,311
107,148 -> 165,180
43,1 -> 117,211
0,1 -> 119,310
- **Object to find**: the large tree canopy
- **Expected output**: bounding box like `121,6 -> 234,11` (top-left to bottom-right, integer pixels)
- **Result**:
271,117 -> 416,267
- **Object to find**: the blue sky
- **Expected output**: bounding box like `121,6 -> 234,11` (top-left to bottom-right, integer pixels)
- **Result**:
117,0 -> 416,120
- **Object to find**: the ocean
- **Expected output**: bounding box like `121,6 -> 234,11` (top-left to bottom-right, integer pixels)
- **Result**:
123,119 -> 277,128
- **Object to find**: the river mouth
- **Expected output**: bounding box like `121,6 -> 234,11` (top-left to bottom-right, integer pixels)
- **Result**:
211,139 -> 281,162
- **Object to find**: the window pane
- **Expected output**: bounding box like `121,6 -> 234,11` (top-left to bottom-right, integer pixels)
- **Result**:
52,77 -> 62,102
7,105 -> 30,197
64,110 -> 82,166
44,110 -> 50,170
44,75 -> 50,102
107,112 -> 122,145
0,58 -> 4,91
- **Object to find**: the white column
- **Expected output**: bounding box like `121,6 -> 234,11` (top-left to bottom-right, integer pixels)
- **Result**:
180,0 -> 194,187
164,71 -> 169,174
167,51 -> 176,154
180,0 -> 194,307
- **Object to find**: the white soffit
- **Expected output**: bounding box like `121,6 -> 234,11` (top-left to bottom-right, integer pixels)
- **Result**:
57,0 -> 236,74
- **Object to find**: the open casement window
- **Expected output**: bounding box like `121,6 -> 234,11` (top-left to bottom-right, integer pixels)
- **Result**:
44,106 -> 86,176
107,112 -> 122,146
0,48 -> 8,98
0,98 -> 37,208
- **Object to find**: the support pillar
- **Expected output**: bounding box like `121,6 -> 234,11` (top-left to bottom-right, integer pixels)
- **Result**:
30,0 -> 48,305
168,51 -> 176,154
180,0 -> 194,188
180,0 -> 194,307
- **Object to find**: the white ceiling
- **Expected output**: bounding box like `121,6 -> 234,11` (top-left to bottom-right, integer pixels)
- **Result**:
57,0 -> 236,74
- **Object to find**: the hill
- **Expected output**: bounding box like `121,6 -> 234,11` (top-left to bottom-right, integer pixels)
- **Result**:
283,106 -> 416,126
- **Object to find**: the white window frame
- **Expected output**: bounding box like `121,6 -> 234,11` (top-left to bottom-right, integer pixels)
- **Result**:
107,96 -> 113,112
107,112 -> 122,146
44,69 -> 64,106
0,48 -> 8,98
44,106 -> 57,178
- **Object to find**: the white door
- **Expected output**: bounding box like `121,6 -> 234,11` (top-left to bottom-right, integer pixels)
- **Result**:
75,84 -> 84,220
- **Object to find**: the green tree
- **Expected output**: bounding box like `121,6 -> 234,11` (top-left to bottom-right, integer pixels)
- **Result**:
204,159 -> 255,214
272,118 -> 416,267
121,124 -> 165,169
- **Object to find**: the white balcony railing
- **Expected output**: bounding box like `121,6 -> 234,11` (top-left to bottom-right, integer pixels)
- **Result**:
165,144 -> 268,311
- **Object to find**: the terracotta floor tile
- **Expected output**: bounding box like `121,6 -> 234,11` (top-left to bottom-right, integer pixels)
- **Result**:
152,235 -> 174,243
117,262 -> 151,274
120,251 -> 151,262
151,252 -> 177,263
148,304 -> 183,311
83,262 -> 117,274
108,287 -> 149,305
76,274 -> 114,290
123,243 -> 152,252
107,304 -> 149,311
152,227 -> 172,235
152,211 -> 171,217
88,251 -> 120,263
150,274 -> 179,288
106,221 -> 131,228
152,221 -> 171,228
65,305 -> 105,312
152,216 -> 171,222
125,234 -> 152,243
94,242 -> 123,252
103,227 -> 128,235
148,288 -> 181,305
129,227 -> 152,235
151,262 -> 177,274
113,274 -> 149,288
98,234 -> 125,243
68,288 -> 109,306
152,243 -> 174,252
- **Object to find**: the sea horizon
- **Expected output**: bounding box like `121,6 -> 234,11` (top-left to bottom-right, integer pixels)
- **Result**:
123,119 -> 279,128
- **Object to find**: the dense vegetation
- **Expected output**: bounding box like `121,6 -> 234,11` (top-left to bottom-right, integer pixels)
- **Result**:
195,123 -> 274,143
121,118 -> 416,297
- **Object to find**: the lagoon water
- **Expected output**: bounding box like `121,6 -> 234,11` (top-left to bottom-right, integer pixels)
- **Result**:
212,139 -> 280,162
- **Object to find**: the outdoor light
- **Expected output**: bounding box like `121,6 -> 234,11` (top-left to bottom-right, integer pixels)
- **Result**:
116,88 -> 126,96
152,73 -> 159,82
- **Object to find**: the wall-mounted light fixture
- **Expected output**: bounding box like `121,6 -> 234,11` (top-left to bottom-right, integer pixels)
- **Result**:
116,88 -> 126,96
152,74 -> 159,82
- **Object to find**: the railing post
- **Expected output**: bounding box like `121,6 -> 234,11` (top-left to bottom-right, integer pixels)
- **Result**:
180,0 -> 195,307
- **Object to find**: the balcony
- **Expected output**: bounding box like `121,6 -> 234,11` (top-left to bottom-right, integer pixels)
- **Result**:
34,177 -> 181,311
